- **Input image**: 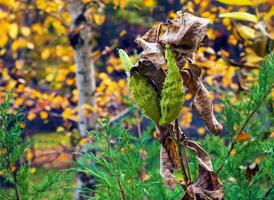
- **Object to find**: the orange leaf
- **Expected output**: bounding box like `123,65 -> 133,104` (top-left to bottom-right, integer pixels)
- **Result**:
235,132 -> 250,142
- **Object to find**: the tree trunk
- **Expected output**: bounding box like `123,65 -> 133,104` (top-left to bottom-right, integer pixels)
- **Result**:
67,1 -> 96,199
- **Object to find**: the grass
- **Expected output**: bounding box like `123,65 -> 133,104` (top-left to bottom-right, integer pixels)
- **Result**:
33,132 -> 71,149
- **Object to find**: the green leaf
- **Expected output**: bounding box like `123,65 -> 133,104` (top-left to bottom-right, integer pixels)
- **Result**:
237,25 -> 256,40
220,12 -> 258,23
217,0 -> 253,6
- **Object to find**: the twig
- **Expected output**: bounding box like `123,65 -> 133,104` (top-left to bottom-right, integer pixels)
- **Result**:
224,58 -> 258,70
262,186 -> 273,200
218,88 -> 272,172
178,127 -> 192,184
109,108 -> 131,124
116,176 -> 126,200
172,121 -> 190,187
135,110 -> 142,138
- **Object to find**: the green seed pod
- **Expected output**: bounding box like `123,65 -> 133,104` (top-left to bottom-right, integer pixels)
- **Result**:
159,47 -> 184,125
118,49 -> 133,72
119,48 -> 161,123
128,72 -> 161,123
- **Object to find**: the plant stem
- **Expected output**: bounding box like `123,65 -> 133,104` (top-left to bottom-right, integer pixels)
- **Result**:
173,120 -> 191,186
0,138 -> 21,200
179,135 -> 192,184
229,89 -> 271,155
262,186 -> 272,200
116,177 -> 126,200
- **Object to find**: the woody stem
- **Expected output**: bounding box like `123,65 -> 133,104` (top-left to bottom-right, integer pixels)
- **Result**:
174,120 -> 191,186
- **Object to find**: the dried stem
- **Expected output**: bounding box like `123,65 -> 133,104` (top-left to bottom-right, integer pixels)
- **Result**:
178,129 -> 192,184
173,120 -> 192,187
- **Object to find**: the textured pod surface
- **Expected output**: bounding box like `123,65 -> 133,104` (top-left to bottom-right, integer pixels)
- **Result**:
128,72 -> 161,123
159,48 -> 184,125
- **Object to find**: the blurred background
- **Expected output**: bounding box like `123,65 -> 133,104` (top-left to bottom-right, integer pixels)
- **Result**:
0,0 -> 273,199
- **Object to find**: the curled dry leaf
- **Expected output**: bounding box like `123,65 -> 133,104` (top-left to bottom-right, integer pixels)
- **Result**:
182,167 -> 224,200
193,83 -> 223,135
182,140 -> 224,200
185,140 -> 213,171
160,11 -> 209,47
245,162 -> 259,182
180,67 -> 223,135
130,59 -> 166,92
156,125 -> 181,169
160,145 -> 177,190
138,11 -> 209,68
141,24 -> 163,42
135,37 -> 166,70
160,11 -> 209,66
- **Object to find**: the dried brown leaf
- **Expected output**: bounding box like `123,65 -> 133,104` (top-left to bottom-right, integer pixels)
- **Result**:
181,69 -> 198,92
234,132 -> 250,142
182,140 -> 223,200
160,12 -> 209,46
182,170 -> 224,200
142,24 -> 163,42
180,68 -> 223,135
130,59 -> 166,92
156,125 -> 181,169
193,83 -> 223,135
185,140 -> 213,171
135,37 -> 166,70
245,162 -> 259,182
159,11 -> 209,66
160,145 -> 177,190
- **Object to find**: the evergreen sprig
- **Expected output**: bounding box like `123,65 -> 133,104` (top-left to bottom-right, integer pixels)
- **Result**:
0,92 -> 67,200
205,53 -> 274,200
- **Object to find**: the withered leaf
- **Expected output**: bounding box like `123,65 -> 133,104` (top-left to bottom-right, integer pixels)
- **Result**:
160,11 -> 209,65
182,140 -> 223,200
182,167 -> 224,200
245,162 -> 259,182
156,125 -> 180,169
173,51 -> 188,68
135,37 -> 166,70
156,124 -> 170,145
185,140 -> 213,171
181,69 -> 198,92
160,145 -> 177,190
160,11 -> 209,47
234,132 -> 250,142
193,83 -> 223,135
189,64 -> 202,79
180,68 -> 223,135
142,24 -> 163,42
130,59 -> 166,92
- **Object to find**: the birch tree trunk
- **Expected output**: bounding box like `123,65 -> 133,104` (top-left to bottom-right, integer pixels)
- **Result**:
67,1 -> 96,199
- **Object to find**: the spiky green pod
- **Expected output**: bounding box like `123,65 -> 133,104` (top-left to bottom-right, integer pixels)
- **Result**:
119,48 -> 161,123
159,48 -> 184,125
128,72 -> 161,123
